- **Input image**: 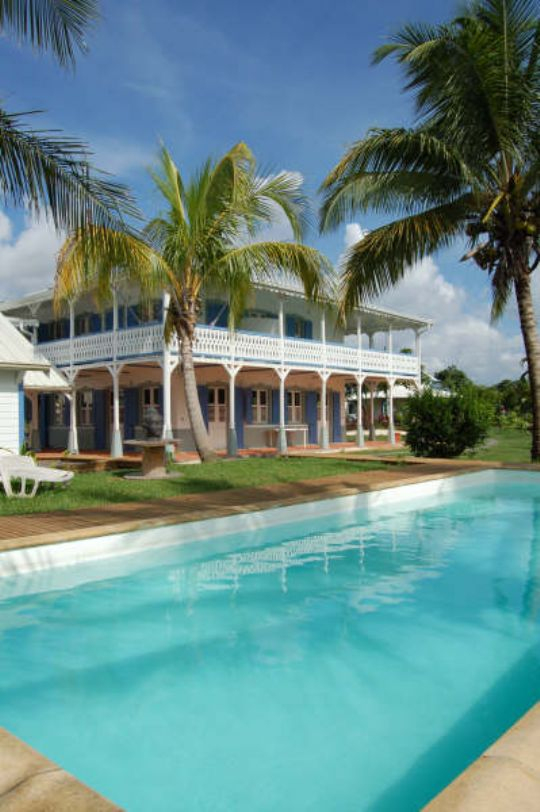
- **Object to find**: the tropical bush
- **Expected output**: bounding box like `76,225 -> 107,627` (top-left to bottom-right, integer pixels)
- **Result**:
404,388 -> 490,458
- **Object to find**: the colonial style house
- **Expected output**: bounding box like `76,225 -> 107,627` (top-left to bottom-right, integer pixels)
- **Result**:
0,312 -> 67,453
0,282 -> 430,456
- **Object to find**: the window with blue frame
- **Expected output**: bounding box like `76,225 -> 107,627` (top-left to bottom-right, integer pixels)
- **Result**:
251,389 -> 269,423
77,391 -> 93,426
206,300 -> 229,328
142,386 -> 161,414
285,315 -> 313,339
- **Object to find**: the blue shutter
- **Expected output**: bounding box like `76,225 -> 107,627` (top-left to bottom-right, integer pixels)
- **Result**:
206,301 -> 229,327
93,390 -> 107,450
197,385 -> 209,428
306,391 -> 317,444
127,305 -> 139,327
155,300 -> 163,322
38,394 -> 47,448
18,384 -> 25,448
37,323 -> 48,343
304,320 -> 313,340
105,309 -> 113,331
271,390 -> 279,423
332,391 -> 342,442
63,395 -> 70,427
61,319 -> 70,338
124,388 -> 139,440
235,387 -> 245,449
89,314 -> 101,334
285,389 -> 290,423
206,301 -> 220,324
156,385 -> 163,414
285,315 -> 296,337
244,389 -> 253,424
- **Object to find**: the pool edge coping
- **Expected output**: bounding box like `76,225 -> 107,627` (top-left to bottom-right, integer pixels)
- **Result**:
423,702 -> 540,811
0,464 -> 488,554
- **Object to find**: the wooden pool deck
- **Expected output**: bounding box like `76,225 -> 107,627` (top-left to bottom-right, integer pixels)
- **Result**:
0,460 -> 466,552
1,456 -> 539,554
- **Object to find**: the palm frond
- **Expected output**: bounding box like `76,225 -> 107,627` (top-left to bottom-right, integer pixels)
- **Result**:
211,241 -> 332,323
320,128 -> 476,232
0,0 -> 99,67
0,108 -> 139,231
339,197 -> 473,311
55,225 -> 168,309
149,145 -> 187,226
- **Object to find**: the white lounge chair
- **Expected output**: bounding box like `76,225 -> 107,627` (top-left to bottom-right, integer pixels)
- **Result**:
0,451 -> 74,498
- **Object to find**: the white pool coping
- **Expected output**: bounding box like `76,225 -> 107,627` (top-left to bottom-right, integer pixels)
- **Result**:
0,469 -> 538,599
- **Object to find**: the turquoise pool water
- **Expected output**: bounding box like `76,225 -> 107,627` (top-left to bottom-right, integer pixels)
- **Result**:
0,471 -> 539,810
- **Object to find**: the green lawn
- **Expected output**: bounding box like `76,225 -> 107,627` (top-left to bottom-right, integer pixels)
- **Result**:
0,457 -> 386,516
345,427 -> 532,463
462,427 -> 532,463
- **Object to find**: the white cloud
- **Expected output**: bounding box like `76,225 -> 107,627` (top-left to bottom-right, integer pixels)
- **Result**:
344,222 -> 368,248
342,224 -> 526,384
90,138 -> 152,177
0,213 -> 61,300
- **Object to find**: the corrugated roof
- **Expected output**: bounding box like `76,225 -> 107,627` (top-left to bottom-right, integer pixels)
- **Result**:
0,313 -> 50,371
23,365 -> 69,391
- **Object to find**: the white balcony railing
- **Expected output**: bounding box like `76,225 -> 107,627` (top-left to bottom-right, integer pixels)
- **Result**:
39,324 -> 419,377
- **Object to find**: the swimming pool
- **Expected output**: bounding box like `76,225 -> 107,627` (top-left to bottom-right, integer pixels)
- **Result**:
0,470 -> 539,810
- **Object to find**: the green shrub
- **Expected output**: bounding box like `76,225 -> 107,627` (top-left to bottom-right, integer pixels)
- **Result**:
403,387 -> 489,458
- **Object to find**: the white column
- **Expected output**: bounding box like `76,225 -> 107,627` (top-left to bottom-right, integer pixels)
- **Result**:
161,292 -> 173,442
67,299 -> 79,455
319,371 -> 330,450
355,375 -> 365,448
67,387 -> 79,455
112,285 -> 119,350
227,365 -> 240,456
369,381 -> 376,441
109,365 -> 123,458
278,298 -> 285,365
321,310 -> 327,368
69,299 -> 75,369
388,377 -> 396,446
109,284 -> 123,458
276,368 -> 289,455
415,328 -> 422,390
356,314 -> 362,372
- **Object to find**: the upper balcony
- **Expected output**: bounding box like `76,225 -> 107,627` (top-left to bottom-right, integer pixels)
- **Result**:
38,322 -> 420,378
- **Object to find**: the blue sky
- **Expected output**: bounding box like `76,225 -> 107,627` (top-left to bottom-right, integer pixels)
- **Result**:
0,0 -> 532,382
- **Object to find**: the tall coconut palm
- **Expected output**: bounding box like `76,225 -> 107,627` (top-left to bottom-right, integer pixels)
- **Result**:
56,143 -> 331,461
1,0 -> 136,233
320,0 -> 540,459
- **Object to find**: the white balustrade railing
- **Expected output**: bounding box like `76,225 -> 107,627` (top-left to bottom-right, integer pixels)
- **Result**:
39,324 -> 420,377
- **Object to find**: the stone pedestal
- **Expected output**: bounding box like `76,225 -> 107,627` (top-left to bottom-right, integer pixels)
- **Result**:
124,439 -> 180,480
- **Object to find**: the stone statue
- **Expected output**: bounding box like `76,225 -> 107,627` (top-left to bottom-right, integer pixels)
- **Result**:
142,406 -> 163,439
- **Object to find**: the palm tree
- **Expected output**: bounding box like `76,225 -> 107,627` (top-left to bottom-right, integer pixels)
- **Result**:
320,0 -> 540,459
1,0 -> 136,233
56,143 -> 331,461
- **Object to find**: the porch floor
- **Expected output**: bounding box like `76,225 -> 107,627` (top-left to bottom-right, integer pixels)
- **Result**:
35,440 -> 401,470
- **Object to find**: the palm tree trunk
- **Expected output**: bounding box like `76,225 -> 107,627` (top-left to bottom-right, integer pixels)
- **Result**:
178,330 -> 218,462
515,272 -> 540,461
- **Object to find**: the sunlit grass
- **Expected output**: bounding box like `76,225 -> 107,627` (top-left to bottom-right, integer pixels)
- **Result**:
0,456 -> 386,516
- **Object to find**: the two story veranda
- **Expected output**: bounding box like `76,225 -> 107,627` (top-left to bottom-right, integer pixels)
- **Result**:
0,282 -> 430,457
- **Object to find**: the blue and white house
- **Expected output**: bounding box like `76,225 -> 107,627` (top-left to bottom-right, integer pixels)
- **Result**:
0,312 -> 68,453
0,281 -> 431,456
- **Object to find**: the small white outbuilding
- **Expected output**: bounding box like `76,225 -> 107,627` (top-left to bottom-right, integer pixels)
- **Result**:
0,313 -> 49,453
